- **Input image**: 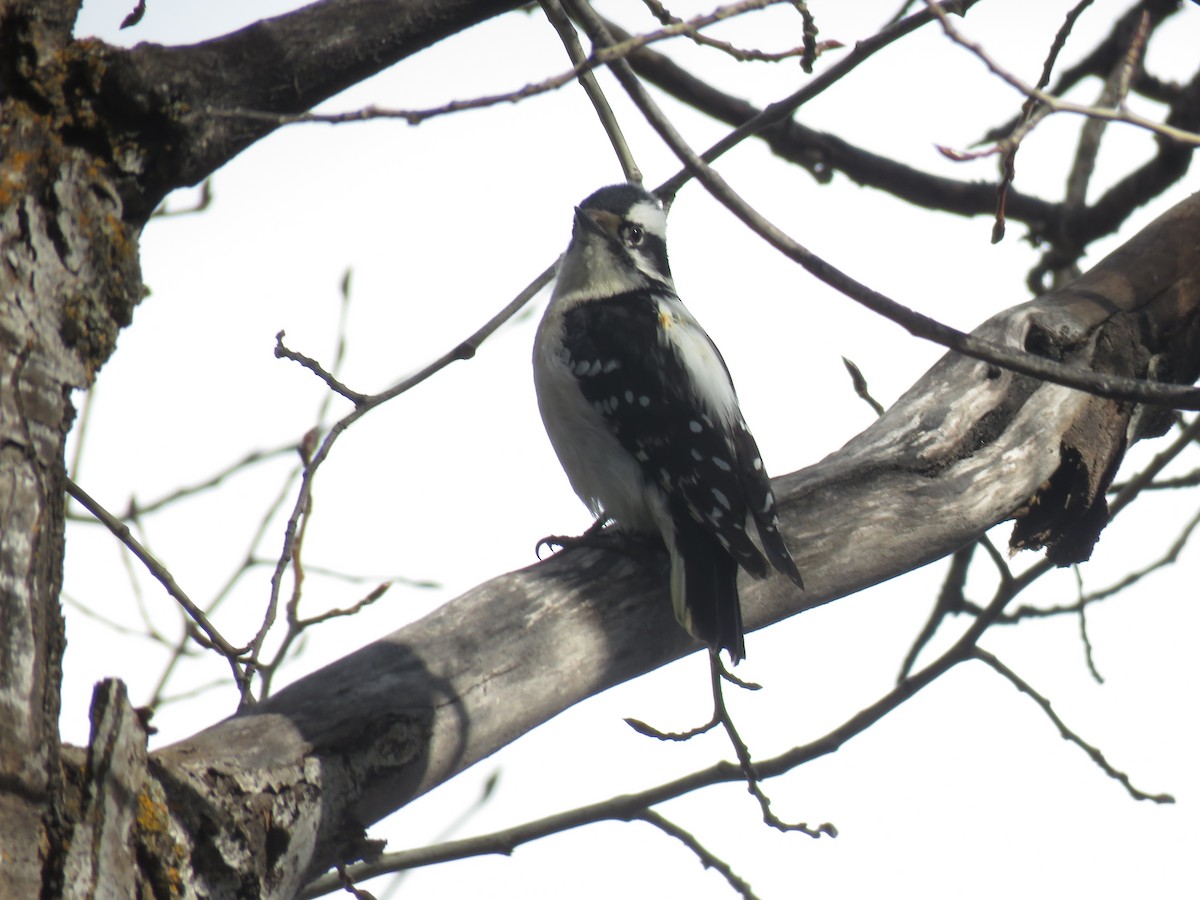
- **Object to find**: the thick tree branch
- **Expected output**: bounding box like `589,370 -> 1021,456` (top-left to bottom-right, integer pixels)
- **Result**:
142,191 -> 1200,896
81,0 -> 525,220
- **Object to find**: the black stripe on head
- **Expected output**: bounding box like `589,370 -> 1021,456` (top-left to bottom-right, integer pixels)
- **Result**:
577,184 -> 671,286
579,183 -> 659,216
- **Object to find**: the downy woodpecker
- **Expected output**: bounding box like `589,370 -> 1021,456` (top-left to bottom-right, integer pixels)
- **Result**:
533,183 -> 802,662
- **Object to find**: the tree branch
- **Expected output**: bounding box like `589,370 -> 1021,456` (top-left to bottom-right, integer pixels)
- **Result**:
88,0 -> 527,220
144,189 -> 1200,895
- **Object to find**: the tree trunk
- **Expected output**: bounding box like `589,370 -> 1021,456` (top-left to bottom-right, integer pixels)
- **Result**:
1,0 -> 141,893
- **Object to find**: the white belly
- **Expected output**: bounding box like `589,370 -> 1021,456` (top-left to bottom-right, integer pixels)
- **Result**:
533,319 -> 658,532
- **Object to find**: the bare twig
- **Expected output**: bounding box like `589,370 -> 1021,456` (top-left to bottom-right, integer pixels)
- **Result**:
275,331 -> 366,405
257,582 -> 394,699
254,263 -> 557,704
650,0 -> 988,199
625,713 -> 719,741
64,477 -> 248,679
1003,504 -> 1200,622
147,458 -> 302,709
542,0 -> 642,183
574,1 -> 1200,410
990,0 -> 1095,242
61,591 -> 176,644
333,865 -> 376,900
898,543 -> 974,682
201,1 -> 783,130
1057,11 -> 1150,270
841,356 -> 885,417
1109,416 -> 1200,517
924,1 -> 1200,148
375,770 -> 502,900
641,0 -> 829,67
637,810 -> 760,900
65,443 -> 302,522
972,648 -> 1173,803
705,653 -> 832,837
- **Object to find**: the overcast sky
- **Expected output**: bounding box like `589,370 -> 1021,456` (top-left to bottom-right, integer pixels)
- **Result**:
64,2 -> 1200,897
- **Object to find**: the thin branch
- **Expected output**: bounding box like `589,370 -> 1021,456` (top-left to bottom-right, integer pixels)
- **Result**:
61,591 -> 177,645
542,0 -> 642,183
575,0 -> 1200,410
251,263 -> 557,705
258,583 -> 394,699
1059,11 -> 1149,260
971,649 -> 1173,803
898,543 -> 974,682
988,0 -> 1095,242
641,0 -> 828,67
646,0 -> 993,200
64,477 -> 248,675
146,462 -> 302,709
924,1 -> 1200,148
1109,416 -> 1200,517
65,443 -> 302,522
965,501 -> 1200,626
376,770 -> 502,900
841,356 -> 885,417
1074,574 -> 1104,684
980,0 -> 1186,143
706,652 -> 832,837
637,810 -> 760,900
200,1 -> 784,130
275,331 -> 366,405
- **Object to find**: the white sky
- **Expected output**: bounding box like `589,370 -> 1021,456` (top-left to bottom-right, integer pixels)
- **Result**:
65,1 -> 1200,897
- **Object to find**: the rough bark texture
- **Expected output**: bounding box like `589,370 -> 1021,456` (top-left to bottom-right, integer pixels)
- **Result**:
1,1 -> 134,894
1,0 -> 1198,895
0,0 -> 525,893
151,190 -> 1200,896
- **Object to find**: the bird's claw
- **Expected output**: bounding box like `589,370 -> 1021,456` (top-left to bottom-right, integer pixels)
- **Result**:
535,517 -> 613,559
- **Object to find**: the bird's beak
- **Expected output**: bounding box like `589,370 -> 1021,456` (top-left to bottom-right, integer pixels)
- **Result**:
574,206 -> 619,239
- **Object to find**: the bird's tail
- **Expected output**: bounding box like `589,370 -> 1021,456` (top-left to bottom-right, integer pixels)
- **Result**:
668,514 -> 745,663
758,515 -> 804,590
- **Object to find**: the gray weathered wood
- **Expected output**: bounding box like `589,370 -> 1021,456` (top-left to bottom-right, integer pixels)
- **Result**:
150,192 -> 1200,896
3,0 -> 1198,892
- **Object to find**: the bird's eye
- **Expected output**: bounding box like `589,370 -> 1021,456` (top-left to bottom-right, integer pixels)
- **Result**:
620,223 -> 645,248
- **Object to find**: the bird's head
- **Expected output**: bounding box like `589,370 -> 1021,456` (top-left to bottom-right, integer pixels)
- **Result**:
554,183 -> 674,302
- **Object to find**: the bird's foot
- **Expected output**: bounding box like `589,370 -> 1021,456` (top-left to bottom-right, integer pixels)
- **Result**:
535,516 -> 616,559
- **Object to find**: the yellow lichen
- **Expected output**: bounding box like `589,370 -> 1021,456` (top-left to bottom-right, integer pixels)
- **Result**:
137,788 -> 168,833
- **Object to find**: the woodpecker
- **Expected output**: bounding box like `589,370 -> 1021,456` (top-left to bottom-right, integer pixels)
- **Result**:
533,183 -> 802,662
